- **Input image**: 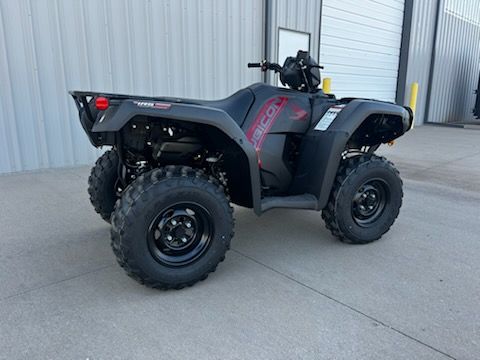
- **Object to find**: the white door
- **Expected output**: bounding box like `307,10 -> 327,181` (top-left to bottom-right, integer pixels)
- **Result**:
320,0 -> 405,102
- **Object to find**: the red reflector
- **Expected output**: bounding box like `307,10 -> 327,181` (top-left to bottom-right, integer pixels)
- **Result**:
256,149 -> 262,168
95,97 -> 109,110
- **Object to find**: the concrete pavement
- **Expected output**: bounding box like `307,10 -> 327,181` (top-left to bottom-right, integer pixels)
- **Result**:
0,126 -> 479,359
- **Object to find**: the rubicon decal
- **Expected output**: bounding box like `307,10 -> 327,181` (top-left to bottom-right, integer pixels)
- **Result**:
246,96 -> 288,150
133,101 -> 172,110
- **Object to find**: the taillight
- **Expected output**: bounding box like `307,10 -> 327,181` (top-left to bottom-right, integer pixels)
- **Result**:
95,96 -> 109,110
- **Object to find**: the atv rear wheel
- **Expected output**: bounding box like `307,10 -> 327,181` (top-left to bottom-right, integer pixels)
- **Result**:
111,166 -> 234,289
322,155 -> 403,244
88,150 -> 120,223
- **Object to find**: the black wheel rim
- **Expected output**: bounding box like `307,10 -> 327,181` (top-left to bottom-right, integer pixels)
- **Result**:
351,179 -> 389,227
147,202 -> 213,267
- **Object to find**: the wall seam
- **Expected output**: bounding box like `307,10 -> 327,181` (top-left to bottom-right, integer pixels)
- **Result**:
0,3 -> 22,171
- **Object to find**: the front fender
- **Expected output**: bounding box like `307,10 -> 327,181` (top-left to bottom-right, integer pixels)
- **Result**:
293,99 -> 413,210
329,99 -> 413,135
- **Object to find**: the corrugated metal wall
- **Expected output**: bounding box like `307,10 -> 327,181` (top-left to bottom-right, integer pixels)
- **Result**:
0,0 -> 263,174
402,0 -> 438,125
319,0 -> 405,102
266,0 -> 322,84
427,0 -> 480,124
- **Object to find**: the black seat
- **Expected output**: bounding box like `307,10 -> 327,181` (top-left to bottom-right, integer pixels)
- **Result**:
196,89 -> 254,127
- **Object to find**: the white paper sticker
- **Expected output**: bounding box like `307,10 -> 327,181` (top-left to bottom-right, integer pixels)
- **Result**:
314,105 -> 345,131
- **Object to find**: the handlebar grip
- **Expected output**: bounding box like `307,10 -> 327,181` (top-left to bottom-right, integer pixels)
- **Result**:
248,63 -> 262,68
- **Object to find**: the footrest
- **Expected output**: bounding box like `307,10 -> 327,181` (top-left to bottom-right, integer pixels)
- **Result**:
260,193 -> 318,213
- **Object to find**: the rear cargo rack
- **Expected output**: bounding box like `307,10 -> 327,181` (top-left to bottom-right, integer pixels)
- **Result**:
69,91 -> 100,125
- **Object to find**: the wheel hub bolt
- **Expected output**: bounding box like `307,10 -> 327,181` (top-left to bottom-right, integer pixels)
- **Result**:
166,235 -> 173,241
171,219 -> 177,226
185,222 -> 192,228
181,237 -> 188,243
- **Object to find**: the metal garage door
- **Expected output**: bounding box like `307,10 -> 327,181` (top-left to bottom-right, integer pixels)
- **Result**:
320,0 -> 405,102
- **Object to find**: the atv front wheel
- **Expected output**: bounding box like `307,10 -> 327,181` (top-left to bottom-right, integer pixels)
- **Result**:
88,150 -> 119,223
111,166 -> 234,289
322,155 -> 403,244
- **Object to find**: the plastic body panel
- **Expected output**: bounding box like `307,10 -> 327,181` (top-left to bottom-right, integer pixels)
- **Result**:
70,90 -> 263,214
329,99 -> 412,134
70,88 -> 413,215
291,99 -> 413,210
241,83 -> 332,193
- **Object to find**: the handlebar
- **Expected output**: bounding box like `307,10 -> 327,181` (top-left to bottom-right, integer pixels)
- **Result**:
247,60 -> 283,73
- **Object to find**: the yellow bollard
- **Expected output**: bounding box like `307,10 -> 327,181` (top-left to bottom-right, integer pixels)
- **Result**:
409,82 -> 419,114
323,78 -> 331,94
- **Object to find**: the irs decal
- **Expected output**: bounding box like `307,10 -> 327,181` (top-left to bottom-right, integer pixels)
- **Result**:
133,101 -> 172,110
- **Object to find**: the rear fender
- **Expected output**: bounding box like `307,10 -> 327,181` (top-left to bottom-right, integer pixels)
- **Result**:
93,100 -> 263,214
